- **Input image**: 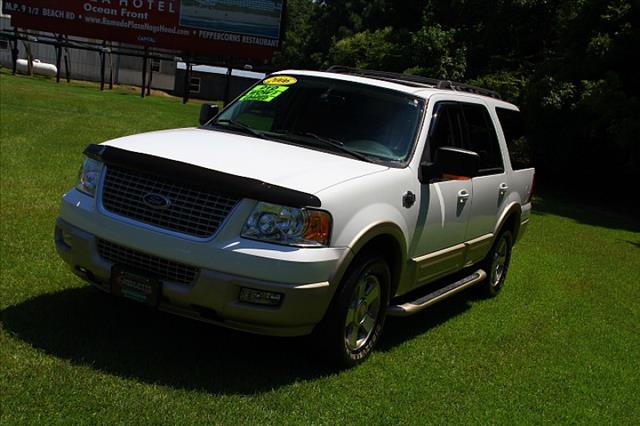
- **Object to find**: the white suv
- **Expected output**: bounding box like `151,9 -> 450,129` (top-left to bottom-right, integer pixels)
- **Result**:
55,67 -> 535,366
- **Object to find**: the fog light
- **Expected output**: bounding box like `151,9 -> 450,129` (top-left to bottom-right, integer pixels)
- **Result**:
239,288 -> 283,306
62,229 -> 73,247
56,226 -> 73,248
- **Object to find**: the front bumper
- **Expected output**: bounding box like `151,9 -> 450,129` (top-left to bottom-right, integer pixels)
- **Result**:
54,218 -> 341,337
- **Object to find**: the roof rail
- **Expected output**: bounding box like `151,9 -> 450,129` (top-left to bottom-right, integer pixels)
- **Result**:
325,65 -> 502,100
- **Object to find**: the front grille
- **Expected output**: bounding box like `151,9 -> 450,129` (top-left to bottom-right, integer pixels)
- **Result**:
97,239 -> 199,285
101,166 -> 240,238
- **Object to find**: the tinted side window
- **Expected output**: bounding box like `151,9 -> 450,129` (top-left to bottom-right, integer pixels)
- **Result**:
461,103 -> 504,174
496,107 -> 530,169
425,102 -> 464,162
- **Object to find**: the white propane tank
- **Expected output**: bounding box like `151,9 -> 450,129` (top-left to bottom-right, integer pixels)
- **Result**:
16,59 -> 58,77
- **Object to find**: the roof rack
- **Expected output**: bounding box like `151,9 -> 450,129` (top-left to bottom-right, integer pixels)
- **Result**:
325,65 -> 502,100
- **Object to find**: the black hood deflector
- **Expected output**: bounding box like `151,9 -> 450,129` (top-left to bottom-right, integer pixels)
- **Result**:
84,144 -> 322,208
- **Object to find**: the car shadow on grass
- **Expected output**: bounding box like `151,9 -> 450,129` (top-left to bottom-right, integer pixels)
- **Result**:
1,286 -> 336,394
378,290 -> 474,352
2,285 -> 473,393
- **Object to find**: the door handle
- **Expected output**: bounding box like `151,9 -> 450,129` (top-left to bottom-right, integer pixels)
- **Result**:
457,189 -> 470,203
499,183 -> 509,195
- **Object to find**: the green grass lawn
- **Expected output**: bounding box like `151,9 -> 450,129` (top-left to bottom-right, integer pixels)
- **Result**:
1,70 -> 639,424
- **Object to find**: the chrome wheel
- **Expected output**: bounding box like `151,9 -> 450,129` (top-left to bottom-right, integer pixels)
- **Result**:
319,255 -> 389,367
490,236 -> 509,287
344,273 -> 381,352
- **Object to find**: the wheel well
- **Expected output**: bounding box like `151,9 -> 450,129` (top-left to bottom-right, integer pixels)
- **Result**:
499,211 -> 521,242
356,234 -> 403,296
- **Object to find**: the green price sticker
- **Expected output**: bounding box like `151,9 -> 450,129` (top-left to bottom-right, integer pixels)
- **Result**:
240,85 -> 289,102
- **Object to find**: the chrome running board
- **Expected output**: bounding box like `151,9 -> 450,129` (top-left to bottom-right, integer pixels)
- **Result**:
387,269 -> 487,317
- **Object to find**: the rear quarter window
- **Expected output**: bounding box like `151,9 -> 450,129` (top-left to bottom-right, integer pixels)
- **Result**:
496,107 -> 531,170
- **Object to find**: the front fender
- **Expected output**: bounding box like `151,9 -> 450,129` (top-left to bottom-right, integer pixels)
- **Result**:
317,167 -> 418,296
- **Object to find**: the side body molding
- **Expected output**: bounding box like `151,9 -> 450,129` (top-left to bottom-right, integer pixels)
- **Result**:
330,201 -> 523,299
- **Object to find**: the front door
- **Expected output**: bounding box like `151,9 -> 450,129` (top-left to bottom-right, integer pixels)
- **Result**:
411,102 -> 473,285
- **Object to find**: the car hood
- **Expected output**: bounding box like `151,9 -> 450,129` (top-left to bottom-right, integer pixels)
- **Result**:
102,128 -> 388,195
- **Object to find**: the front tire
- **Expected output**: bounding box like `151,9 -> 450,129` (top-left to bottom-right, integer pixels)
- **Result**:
317,254 -> 390,368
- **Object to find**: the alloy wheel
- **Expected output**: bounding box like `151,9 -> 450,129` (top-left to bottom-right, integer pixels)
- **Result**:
344,273 -> 381,351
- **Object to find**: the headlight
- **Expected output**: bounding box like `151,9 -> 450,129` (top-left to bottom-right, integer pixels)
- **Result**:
76,157 -> 103,197
242,202 -> 331,247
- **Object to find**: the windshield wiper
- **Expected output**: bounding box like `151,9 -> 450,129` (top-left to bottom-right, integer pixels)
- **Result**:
282,131 -> 375,163
213,119 -> 267,139
295,131 -> 345,146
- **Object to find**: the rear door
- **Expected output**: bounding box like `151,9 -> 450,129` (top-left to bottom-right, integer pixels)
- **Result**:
460,101 -> 509,264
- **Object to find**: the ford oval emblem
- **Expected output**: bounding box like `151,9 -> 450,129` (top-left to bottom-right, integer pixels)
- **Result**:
142,193 -> 171,210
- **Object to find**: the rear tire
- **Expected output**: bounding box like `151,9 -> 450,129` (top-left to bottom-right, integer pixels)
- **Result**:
479,230 -> 513,297
316,253 -> 390,368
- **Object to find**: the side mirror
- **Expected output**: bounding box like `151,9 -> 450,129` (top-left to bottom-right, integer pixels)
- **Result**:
420,147 -> 480,182
199,103 -> 220,125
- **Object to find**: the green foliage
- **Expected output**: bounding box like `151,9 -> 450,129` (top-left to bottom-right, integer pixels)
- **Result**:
272,0 -> 317,68
468,71 -> 527,103
406,24 -> 467,80
522,0 -> 639,182
328,27 -> 403,70
539,78 -> 577,110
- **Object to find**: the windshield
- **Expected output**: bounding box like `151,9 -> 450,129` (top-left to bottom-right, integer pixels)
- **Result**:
207,75 -> 426,164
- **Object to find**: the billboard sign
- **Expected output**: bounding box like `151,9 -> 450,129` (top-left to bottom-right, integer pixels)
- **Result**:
2,0 -> 284,59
